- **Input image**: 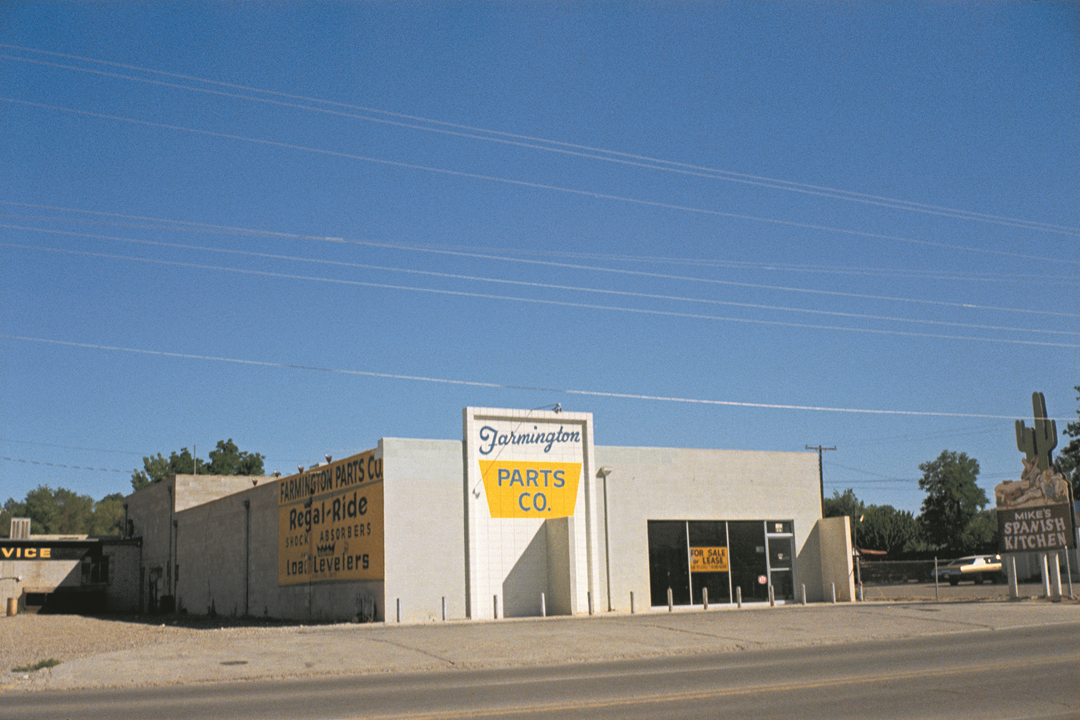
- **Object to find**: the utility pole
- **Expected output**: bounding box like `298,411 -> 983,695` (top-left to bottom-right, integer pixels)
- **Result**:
805,445 -> 836,516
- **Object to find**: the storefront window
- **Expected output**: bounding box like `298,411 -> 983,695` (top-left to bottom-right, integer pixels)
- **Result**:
688,521 -> 730,604
648,519 -> 794,606
647,521 -> 689,607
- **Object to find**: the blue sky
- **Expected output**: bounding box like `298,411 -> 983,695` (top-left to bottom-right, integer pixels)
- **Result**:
1,3 -> 1077,515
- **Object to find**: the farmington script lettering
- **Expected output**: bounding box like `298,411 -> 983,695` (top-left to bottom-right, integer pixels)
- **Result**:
477,425 -> 581,456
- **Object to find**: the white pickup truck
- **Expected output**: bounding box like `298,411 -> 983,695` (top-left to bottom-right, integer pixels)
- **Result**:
935,555 -> 1005,585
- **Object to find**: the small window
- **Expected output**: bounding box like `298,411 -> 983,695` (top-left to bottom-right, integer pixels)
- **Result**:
82,556 -> 110,584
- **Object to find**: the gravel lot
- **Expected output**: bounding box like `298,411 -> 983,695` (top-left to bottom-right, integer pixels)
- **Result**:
2,581 -> 1071,681
0,614 -> 309,676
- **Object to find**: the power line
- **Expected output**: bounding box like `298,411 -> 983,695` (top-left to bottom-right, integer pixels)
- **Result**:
0,455 -> 127,473
2,45 -> 1076,237
7,208 -> 1080,289
4,204 -> 1076,319
2,333 -> 1072,421
4,97 -> 1077,269
5,242 -> 1077,348
11,209 -> 1078,286
5,225 -> 1076,338
0,437 -> 143,457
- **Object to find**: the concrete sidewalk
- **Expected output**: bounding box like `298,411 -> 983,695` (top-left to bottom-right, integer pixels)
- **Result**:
8,599 -> 1080,692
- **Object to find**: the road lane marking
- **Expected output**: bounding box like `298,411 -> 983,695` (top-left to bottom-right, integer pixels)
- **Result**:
336,652 -> 1080,720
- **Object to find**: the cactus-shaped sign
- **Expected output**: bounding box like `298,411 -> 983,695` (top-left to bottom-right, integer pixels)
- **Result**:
997,392 -> 1074,553
1015,391 -> 1057,472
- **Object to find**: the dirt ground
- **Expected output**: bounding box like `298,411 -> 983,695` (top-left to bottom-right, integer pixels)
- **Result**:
2,581 -> 1072,678
0,613 -> 315,675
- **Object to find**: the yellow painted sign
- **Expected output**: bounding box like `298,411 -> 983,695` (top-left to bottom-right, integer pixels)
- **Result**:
478,460 -> 582,518
690,546 -> 729,573
0,546 -> 52,559
277,449 -> 384,586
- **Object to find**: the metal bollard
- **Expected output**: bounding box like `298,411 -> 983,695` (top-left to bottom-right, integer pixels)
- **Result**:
396,598 -> 401,623
441,596 -> 447,622
588,591 -> 594,615
830,582 -> 836,604
702,587 -> 709,610
667,587 -> 673,612
934,557 -> 940,602
540,592 -> 546,617
630,591 -> 635,614
801,584 -> 807,606
493,594 -> 499,619
736,586 -> 742,608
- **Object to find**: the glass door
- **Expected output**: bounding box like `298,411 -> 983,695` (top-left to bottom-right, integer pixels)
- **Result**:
766,521 -> 795,600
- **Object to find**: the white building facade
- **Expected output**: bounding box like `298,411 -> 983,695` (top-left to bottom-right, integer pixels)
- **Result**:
124,407 -> 853,622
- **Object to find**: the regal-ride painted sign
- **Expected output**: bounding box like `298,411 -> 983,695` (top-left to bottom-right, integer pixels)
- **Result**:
277,448 -> 384,586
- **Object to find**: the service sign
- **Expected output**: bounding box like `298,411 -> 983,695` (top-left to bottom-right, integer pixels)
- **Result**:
690,546 -> 729,573
474,420 -> 584,519
277,449 -> 384,586
0,543 -> 91,561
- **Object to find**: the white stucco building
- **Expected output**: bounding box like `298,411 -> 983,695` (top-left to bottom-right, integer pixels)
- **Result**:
123,407 -> 855,622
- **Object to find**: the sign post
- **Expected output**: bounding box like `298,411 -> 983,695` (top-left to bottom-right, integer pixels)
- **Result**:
995,393 -> 1076,597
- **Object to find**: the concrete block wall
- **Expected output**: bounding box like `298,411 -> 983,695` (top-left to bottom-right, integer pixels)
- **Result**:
103,542 -> 142,613
125,478 -> 175,602
816,516 -> 855,601
173,474 -> 265,511
594,445 -> 823,609
381,438 -> 466,623
463,408 -> 599,619
128,474 -> 270,614
0,558 -> 80,595
171,467 -> 388,622
245,481 -> 284,618
174,492 -> 250,617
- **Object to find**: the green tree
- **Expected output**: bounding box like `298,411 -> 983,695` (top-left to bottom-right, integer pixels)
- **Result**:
131,448 -> 204,491
0,497 -> 28,537
856,505 -> 921,555
206,439 -> 265,476
823,488 -> 865,519
7,485 -> 95,535
1053,385 -> 1080,500
131,441 -> 264,490
918,450 -> 988,553
90,493 -> 127,536
961,509 -> 999,554
1,487 -> 127,536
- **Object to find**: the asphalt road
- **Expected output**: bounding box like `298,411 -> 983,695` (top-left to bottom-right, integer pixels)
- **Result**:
6,621 -> 1078,720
